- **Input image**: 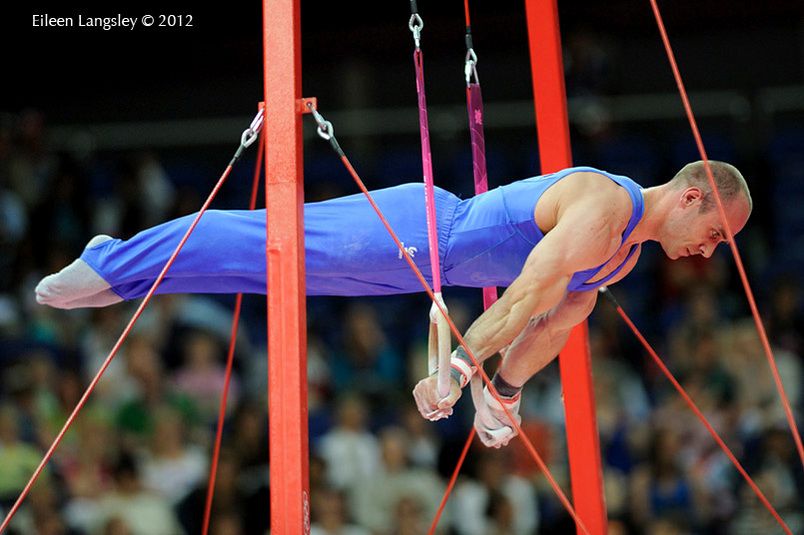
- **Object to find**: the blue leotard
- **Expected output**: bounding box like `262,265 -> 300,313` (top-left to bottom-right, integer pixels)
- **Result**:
80,166 -> 643,300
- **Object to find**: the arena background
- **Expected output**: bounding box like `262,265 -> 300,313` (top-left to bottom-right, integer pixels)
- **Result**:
0,1 -> 802,534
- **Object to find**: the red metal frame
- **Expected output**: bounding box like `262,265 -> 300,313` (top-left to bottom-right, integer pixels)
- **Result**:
263,0 -> 310,532
525,0 -> 607,533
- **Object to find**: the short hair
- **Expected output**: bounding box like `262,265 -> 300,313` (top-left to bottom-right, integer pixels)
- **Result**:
669,160 -> 752,213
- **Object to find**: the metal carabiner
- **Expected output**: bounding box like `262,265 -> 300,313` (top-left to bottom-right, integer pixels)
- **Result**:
464,48 -> 479,85
306,102 -> 335,141
240,109 -> 265,148
408,13 -> 423,49
241,128 -> 259,148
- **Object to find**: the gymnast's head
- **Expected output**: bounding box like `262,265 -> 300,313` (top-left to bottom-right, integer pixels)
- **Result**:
658,160 -> 752,260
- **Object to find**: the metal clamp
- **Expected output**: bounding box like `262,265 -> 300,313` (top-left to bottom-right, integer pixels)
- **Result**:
464,48 -> 479,84
240,109 -> 265,148
306,102 -> 334,141
409,13 -> 423,49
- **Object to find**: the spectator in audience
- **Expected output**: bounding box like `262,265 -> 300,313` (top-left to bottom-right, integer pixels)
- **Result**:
764,275 -> 804,355
329,303 -> 404,408
176,447 -> 227,533
140,405 -> 207,505
590,326 -> 650,475
229,401 -> 270,484
172,329 -> 240,425
723,320 -> 801,428
0,168 -> 28,291
7,110 -> 55,210
350,426 -> 444,532
450,448 -> 538,535
667,284 -> 723,366
629,427 -> 705,531
79,306 -> 138,409
0,403 -> 45,506
387,494 -> 429,535
114,333 -> 199,448
310,486 -> 369,535
61,416 -> 116,532
484,490 -> 516,535
102,517 -> 133,535
30,156 -> 90,250
5,483 -> 69,535
400,404 -> 439,469
208,510 -> 244,535
91,452 -> 183,535
317,393 -> 380,493
646,517 -> 689,535
730,467 -> 803,535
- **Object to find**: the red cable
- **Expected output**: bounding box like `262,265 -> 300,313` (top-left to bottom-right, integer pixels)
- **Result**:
0,163 -> 238,534
649,0 -> 804,470
338,154 -> 591,535
429,429 -> 476,534
603,290 -> 792,534
463,0 -> 471,28
201,135 -> 264,535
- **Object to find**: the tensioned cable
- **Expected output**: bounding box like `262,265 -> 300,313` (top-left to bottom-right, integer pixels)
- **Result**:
202,131 -> 265,535
600,287 -> 792,534
307,102 -> 591,535
648,0 -> 804,470
0,111 -> 265,534
408,0 -> 453,400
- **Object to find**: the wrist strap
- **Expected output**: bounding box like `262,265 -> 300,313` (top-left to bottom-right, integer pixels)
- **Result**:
448,345 -> 477,389
491,372 -> 522,399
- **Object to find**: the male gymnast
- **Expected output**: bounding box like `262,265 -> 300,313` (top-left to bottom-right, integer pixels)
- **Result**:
35,162 -> 751,447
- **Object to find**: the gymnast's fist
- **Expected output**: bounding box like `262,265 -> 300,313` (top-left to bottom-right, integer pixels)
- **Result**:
412,374 -> 462,421
474,384 -> 521,448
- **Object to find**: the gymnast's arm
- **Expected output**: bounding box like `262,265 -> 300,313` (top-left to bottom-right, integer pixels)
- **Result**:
413,191 -> 630,418
498,290 -> 598,383
459,196 -> 622,361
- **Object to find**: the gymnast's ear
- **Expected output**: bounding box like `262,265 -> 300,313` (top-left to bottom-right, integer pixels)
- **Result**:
680,187 -> 704,207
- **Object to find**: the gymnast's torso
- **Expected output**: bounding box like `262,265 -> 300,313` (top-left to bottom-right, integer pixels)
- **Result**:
80,166 -> 644,300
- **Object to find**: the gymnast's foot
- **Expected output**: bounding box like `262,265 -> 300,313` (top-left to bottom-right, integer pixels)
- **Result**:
35,235 -> 123,309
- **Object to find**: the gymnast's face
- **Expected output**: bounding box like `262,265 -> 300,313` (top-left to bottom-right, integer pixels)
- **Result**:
661,187 -> 751,260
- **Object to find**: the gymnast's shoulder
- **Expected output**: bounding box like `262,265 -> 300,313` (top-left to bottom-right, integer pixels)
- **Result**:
537,170 -> 633,233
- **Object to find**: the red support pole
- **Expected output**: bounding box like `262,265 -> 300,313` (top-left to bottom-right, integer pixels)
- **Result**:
263,0 -> 310,533
524,1 -> 607,534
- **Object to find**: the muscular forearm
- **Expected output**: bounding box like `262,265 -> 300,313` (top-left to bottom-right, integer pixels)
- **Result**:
497,315 -> 571,387
481,290 -> 595,387
461,276 -> 568,362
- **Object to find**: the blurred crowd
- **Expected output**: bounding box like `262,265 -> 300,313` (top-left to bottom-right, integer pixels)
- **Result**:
1,87 -> 803,535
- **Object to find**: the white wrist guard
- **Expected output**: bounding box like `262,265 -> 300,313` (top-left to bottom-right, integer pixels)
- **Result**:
449,346 -> 477,389
475,384 -> 522,448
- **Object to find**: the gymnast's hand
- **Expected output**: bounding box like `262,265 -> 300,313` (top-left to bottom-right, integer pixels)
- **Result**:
412,374 -> 462,421
474,384 -> 521,448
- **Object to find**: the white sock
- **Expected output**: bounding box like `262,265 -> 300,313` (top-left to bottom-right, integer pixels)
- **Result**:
35,235 -> 118,308
48,289 -> 123,310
